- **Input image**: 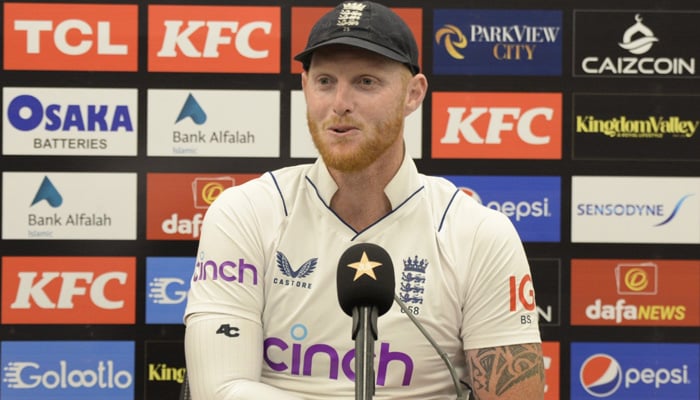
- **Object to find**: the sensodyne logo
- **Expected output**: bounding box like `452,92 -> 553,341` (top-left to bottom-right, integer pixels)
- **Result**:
575,193 -> 694,227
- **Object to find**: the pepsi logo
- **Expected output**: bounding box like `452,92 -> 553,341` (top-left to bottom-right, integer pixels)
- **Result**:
580,353 -> 622,397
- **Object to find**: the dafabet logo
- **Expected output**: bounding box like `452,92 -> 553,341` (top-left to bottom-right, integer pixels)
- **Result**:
4,3 -> 137,71
147,173 -> 259,240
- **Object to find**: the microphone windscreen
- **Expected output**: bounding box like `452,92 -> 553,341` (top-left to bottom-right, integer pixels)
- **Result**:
336,242 -> 395,316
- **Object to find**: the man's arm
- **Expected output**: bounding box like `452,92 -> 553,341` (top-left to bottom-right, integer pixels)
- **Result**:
464,342 -> 545,400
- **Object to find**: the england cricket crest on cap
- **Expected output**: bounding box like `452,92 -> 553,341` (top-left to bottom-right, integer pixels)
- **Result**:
337,2 -> 367,30
400,255 -> 428,307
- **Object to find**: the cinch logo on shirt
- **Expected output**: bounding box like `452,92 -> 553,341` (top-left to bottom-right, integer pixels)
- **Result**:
432,92 -> 562,159
148,5 -> 280,73
192,252 -> 258,286
1,256 -> 136,324
264,323 -> 414,386
4,3 -> 137,71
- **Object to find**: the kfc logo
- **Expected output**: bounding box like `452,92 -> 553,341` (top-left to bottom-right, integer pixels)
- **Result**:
1,257 -> 135,324
148,5 -> 280,72
4,3 -> 137,71
432,92 -> 562,159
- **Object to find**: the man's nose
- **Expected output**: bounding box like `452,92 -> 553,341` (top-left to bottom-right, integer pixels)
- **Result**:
332,82 -> 353,116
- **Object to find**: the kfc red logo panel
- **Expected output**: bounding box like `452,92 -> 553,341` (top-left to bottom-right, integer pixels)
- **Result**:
148,5 -> 280,73
1,256 -> 136,324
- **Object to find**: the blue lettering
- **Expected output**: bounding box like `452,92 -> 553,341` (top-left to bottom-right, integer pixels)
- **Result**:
5,94 -> 134,132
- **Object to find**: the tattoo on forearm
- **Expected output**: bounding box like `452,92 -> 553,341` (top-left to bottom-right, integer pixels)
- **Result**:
467,344 -> 544,396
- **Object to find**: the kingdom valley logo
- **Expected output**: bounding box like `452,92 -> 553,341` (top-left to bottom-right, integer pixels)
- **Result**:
573,11 -> 698,77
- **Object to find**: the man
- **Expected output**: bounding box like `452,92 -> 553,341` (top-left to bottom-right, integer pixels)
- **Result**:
184,1 -> 545,399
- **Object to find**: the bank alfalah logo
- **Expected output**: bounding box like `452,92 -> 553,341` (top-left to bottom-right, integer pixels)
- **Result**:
276,251 -> 318,279
400,255 -> 428,306
618,14 -> 658,55
31,176 -> 63,207
176,93 -> 207,125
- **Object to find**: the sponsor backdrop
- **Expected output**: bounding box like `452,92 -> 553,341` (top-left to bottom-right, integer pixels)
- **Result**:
1,0 -> 698,399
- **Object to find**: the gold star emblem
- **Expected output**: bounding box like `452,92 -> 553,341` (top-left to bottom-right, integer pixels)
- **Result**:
347,251 -> 382,281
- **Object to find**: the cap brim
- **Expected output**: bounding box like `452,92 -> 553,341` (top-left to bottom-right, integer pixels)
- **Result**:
294,37 -> 415,72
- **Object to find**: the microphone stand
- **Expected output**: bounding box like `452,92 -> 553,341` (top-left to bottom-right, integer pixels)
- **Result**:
352,306 -> 378,400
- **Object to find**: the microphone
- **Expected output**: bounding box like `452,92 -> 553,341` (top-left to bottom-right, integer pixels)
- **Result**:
337,243 -> 395,400
393,294 -> 471,400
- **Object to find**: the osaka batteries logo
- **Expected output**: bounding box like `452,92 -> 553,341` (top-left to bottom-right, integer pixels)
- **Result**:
580,354 -> 622,397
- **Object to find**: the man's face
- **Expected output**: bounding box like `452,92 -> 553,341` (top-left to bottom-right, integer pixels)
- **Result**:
301,46 -> 411,172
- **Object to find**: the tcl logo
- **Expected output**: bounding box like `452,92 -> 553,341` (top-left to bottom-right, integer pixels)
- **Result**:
432,92 -> 561,159
4,3 -> 137,71
148,5 -> 280,72
1,257 -> 135,324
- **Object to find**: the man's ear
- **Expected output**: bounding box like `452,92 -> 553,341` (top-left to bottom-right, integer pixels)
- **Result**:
405,73 -> 428,116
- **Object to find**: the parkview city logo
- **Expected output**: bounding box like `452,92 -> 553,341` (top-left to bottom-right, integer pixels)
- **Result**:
1,256 -> 136,324
571,259 -> 700,327
148,5 -> 280,72
146,173 -> 259,240
290,6 -> 422,74
4,3 -> 137,71
3,87 -> 137,156
432,92 -> 562,159
433,9 -> 562,75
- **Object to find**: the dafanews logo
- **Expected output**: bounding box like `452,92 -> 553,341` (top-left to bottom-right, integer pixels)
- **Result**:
145,257 -> 193,324
571,176 -> 700,243
4,3 -> 137,71
2,172 -> 137,240
146,173 -> 259,240
433,9 -> 562,75
444,175 -> 560,242
1,341 -> 135,399
573,11 -> 698,77
147,89 -> 280,157
571,343 -> 698,399
542,342 -> 560,400
148,5 -> 280,73
1,256 -> 136,324
3,87 -> 137,156
571,259 -> 700,327
432,92 -> 562,159
572,93 -> 700,161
